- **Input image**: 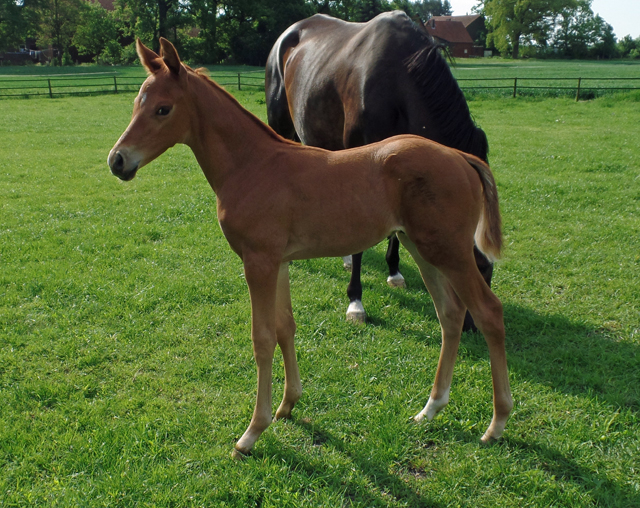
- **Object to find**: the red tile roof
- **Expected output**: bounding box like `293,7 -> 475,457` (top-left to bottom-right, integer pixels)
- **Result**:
430,15 -> 483,28
425,19 -> 474,44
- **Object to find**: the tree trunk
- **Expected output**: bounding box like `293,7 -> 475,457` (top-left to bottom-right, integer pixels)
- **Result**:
511,31 -> 521,59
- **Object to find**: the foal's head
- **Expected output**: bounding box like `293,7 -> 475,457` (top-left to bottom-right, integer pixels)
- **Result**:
108,38 -> 193,181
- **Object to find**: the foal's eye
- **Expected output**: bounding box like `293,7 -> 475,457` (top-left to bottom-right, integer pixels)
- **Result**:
156,106 -> 171,116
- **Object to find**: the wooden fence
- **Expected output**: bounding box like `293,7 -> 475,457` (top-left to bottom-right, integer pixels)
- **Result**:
0,70 -> 265,99
0,72 -> 639,100
456,77 -> 640,100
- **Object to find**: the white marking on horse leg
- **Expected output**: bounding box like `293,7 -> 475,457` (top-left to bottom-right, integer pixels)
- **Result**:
386,272 -> 406,288
342,255 -> 352,271
346,300 -> 366,323
414,389 -> 450,422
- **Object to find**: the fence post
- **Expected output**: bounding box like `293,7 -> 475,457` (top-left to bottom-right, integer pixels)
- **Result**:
513,77 -> 518,98
114,76 -> 118,94
237,73 -> 241,91
575,77 -> 581,102
48,79 -> 53,98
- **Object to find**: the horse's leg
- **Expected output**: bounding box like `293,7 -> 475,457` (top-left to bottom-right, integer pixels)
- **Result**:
396,234 -> 465,421
385,235 -> 406,288
435,254 -> 511,442
346,252 -> 366,323
462,247 -> 494,332
399,233 -> 512,441
233,255 -> 280,458
274,263 -> 302,420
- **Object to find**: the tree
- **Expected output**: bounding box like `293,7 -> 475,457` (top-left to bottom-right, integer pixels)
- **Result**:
185,0 -> 219,63
73,1 -> 122,63
116,0 -> 189,54
410,0 -> 452,23
36,0 -> 83,64
217,0 -> 313,65
483,0 -> 577,58
1,0 -> 29,51
618,35 -> 640,59
550,0 -> 617,59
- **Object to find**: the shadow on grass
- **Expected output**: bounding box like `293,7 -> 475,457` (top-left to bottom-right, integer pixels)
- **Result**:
256,420 -> 639,508
501,437 -> 640,506
257,419 -> 446,508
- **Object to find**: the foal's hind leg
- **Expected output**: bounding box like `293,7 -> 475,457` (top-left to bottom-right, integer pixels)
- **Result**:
397,234 -> 466,421
398,233 -> 512,441
440,263 -> 512,442
274,263 -> 302,420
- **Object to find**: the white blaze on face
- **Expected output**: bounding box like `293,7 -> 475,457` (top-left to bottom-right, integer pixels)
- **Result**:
140,92 -> 147,106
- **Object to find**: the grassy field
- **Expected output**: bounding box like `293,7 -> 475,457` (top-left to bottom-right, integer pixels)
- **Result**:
1,73 -> 639,506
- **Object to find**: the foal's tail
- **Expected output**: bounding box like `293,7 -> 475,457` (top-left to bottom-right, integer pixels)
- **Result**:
462,154 -> 503,263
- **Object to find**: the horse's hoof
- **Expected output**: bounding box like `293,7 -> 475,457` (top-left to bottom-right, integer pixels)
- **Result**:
480,433 -> 501,445
342,255 -> 352,271
346,300 -> 366,323
387,272 -> 406,288
231,447 -> 250,461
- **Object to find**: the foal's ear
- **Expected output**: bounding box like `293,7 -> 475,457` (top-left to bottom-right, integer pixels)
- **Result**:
136,39 -> 163,74
159,38 -> 182,75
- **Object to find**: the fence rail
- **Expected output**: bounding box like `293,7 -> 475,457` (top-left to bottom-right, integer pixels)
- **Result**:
0,71 -> 266,99
456,76 -> 640,100
0,73 -> 639,100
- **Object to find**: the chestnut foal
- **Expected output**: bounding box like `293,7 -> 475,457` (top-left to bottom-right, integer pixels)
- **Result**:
108,39 -> 512,458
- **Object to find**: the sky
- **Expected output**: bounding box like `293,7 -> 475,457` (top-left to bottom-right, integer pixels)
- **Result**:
447,0 -> 640,39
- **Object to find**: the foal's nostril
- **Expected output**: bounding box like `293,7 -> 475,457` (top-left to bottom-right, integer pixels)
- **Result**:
112,152 -> 124,172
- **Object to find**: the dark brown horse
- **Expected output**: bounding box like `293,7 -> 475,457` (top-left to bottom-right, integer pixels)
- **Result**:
266,11 -> 491,328
108,38 -> 512,458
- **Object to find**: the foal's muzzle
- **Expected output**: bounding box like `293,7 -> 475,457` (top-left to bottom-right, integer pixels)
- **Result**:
108,149 -> 140,181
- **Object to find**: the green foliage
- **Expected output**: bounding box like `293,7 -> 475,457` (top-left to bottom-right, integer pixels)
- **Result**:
216,0 -> 314,65
548,0 -> 617,59
0,0 -> 28,50
73,2 -> 122,63
617,35 -> 640,59
484,0 -> 578,58
35,0 -> 85,64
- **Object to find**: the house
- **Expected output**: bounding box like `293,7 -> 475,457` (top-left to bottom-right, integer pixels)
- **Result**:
425,15 -> 485,58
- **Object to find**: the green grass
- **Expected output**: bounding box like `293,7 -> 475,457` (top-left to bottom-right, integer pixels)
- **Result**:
1,85 -> 639,506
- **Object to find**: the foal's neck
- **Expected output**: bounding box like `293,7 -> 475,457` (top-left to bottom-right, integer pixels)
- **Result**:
186,73 -> 293,194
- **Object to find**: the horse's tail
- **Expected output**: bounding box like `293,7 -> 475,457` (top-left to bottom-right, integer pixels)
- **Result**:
462,153 -> 502,263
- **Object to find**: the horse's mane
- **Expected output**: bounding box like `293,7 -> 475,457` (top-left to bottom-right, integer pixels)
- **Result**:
192,67 -> 298,146
405,39 -> 489,162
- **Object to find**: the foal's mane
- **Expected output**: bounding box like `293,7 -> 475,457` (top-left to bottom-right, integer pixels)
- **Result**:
405,37 -> 489,162
192,67 -> 298,146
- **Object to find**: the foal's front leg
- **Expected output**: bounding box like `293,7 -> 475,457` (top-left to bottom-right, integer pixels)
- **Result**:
233,255 -> 280,459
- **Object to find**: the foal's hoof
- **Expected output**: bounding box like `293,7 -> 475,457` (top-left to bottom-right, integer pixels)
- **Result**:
231,447 -> 250,461
387,272 -> 406,288
342,255 -> 353,271
346,300 -> 366,323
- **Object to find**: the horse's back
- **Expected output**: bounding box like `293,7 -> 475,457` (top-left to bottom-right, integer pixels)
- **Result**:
266,11 -> 433,149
